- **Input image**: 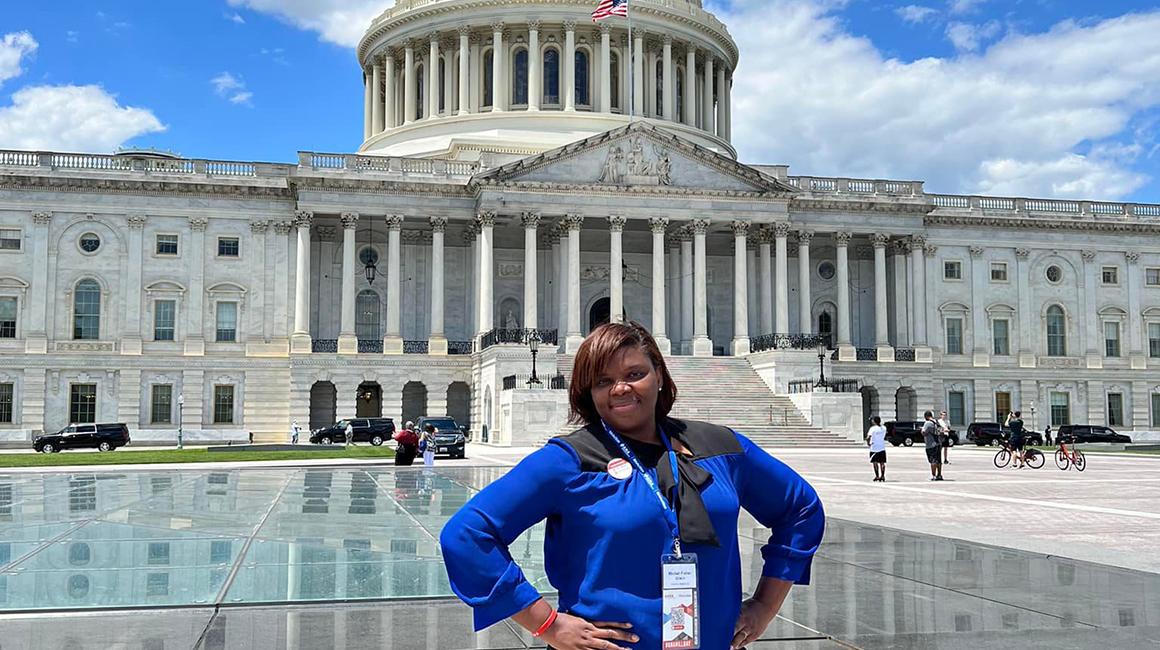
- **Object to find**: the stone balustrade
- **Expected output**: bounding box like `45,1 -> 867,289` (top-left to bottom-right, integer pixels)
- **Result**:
929,194 -> 1160,219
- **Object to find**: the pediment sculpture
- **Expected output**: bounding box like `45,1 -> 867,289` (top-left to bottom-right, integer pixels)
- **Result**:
598,137 -> 673,186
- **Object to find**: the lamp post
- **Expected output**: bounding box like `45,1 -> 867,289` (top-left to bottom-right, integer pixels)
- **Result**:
176,393 -> 185,450
526,329 -> 542,386
814,341 -> 830,391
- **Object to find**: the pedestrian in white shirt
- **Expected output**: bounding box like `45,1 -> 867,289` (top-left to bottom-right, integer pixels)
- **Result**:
937,411 -> 952,464
867,415 -> 888,482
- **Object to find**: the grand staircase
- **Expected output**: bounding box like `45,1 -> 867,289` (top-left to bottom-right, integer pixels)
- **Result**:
552,355 -> 859,448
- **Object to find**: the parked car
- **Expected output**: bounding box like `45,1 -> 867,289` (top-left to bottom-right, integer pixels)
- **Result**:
310,418 -> 395,446
966,422 -> 1044,447
1056,425 -> 1132,444
415,416 -> 468,458
34,423 -> 130,453
884,421 -> 960,447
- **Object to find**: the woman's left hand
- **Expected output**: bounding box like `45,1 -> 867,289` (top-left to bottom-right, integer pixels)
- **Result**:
730,597 -> 777,649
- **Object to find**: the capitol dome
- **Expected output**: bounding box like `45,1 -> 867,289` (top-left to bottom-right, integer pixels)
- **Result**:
356,0 -> 738,162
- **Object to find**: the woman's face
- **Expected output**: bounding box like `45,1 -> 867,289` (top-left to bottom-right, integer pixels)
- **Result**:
591,345 -> 660,435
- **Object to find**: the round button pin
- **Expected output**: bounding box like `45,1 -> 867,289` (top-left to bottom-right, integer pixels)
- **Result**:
607,458 -> 633,480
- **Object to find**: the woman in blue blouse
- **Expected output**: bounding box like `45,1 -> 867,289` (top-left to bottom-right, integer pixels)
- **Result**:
441,322 -> 825,649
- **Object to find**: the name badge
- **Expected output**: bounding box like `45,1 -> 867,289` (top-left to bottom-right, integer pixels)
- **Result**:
661,553 -> 700,649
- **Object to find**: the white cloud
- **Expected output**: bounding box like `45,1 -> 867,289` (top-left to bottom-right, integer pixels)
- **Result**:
0,32 -> 38,85
949,0 -> 986,14
714,1 -> 1160,200
946,20 -> 1001,52
227,12 -> 246,24
0,85 -> 165,152
210,72 -> 253,106
896,5 -> 938,25
226,0 -> 388,47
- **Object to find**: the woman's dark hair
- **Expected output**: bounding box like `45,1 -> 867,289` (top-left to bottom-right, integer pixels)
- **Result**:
568,321 -> 676,425
871,416 -> 881,426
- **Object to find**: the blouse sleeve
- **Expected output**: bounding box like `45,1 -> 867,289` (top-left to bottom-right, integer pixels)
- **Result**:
734,433 -> 826,585
439,440 -> 579,630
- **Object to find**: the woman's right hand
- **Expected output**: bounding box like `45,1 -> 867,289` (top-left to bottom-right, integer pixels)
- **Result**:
541,613 -> 638,649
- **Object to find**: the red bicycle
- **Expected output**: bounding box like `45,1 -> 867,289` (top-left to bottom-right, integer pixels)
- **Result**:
1055,436 -> 1086,471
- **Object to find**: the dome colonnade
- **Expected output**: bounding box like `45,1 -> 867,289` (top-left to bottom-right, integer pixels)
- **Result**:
357,0 -> 737,158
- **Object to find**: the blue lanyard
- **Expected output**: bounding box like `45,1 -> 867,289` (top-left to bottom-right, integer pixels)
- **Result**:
600,420 -> 683,557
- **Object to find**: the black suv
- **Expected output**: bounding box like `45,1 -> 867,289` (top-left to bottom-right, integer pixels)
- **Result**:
311,418 -> 395,446
1056,425 -> 1132,444
416,416 -> 467,458
884,421 -> 959,447
34,423 -> 130,453
966,422 -> 1044,447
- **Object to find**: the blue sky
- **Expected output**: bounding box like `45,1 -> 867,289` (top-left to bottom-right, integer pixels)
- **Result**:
2,0 -> 1159,203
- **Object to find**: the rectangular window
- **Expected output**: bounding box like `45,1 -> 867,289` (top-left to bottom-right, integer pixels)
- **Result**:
150,385 -> 172,425
944,261 -> 962,280
1050,392 -> 1070,427
155,234 -> 178,256
146,572 -> 169,597
992,319 -> 1010,356
1107,393 -> 1125,427
948,392 -> 966,427
1102,266 -> 1119,285
153,300 -> 175,342
69,384 -> 97,424
990,262 -> 1008,282
210,540 -> 232,564
1104,321 -> 1121,358
1149,323 -> 1160,358
0,297 -> 16,338
946,318 -> 963,355
217,237 -> 240,257
213,385 -> 235,424
1147,268 -> 1160,287
147,542 -> 170,565
215,302 -> 237,343
0,229 -> 20,251
994,392 -> 1011,424
1152,394 -> 1160,428
0,383 -> 12,423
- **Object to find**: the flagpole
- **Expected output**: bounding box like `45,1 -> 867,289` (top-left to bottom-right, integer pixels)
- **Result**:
627,0 -> 634,122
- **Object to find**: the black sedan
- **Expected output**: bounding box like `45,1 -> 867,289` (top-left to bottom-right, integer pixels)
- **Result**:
1056,425 -> 1132,444
885,421 -> 959,447
35,423 -> 130,453
966,422 -> 1044,446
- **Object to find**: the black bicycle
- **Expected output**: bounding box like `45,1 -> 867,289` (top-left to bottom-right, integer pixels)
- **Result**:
994,439 -> 1044,469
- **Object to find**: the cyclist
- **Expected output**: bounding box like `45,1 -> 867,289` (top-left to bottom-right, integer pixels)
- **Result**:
1004,410 -> 1026,469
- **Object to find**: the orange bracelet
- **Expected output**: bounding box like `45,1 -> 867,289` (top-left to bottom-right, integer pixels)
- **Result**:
532,609 -> 558,638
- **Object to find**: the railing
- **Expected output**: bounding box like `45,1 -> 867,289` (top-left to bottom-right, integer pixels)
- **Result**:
448,341 -> 473,355
300,152 -> 481,179
479,328 -> 559,352
830,379 -> 860,393
403,340 -> 429,354
792,378 -> 860,393
502,374 -> 567,391
550,374 -> 568,390
312,339 -> 338,353
856,348 -> 878,361
895,348 -> 916,362
358,339 -> 383,354
750,333 -> 832,353
929,194 -> 1160,218
787,176 -> 925,197
0,150 -> 291,177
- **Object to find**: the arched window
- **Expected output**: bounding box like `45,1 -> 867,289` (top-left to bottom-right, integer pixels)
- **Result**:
415,63 -> 425,119
610,52 -> 621,110
356,290 -> 381,341
512,48 -> 529,105
655,60 -> 664,118
543,48 -> 560,105
675,69 -> 684,120
1046,305 -> 1066,357
575,50 -> 590,106
482,51 -> 494,108
818,311 -> 833,345
73,279 -> 100,340
438,58 -> 446,112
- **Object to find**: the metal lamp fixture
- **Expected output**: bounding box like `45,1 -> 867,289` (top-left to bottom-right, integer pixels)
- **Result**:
526,329 -> 542,386
364,218 -> 378,285
814,341 -> 829,390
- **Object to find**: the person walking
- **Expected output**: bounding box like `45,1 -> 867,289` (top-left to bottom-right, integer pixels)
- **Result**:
1044,425 -> 1053,447
393,422 -> 419,466
922,411 -> 944,481
440,321 -> 825,649
420,423 -> 437,468
344,420 -> 355,447
1005,410 -> 1026,469
867,416 -> 887,482
936,410 -> 952,464
290,420 -> 301,445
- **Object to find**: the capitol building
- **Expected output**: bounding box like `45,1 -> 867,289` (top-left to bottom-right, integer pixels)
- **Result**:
1,0 -> 1159,445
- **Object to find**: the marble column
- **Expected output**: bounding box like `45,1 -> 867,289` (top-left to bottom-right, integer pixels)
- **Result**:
872,233 -> 894,362
528,21 -> 542,111
457,27 -> 470,115
371,62 -> 384,135
797,231 -> 813,335
1081,249 -> 1099,367
702,55 -> 715,134
290,212 -> 313,354
363,68 -> 373,140
835,231 -> 853,359
185,217 -> 208,356
384,51 -> 397,128
338,212 -> 359,355
564,21 -> 577,111
555,225 -> 567,344
680,229 -> 694,354
683,45 -> 696,126
910,236 -> 928,349
464,226 -> 479,337
477,212 -> 495,335
121,215 -> 146,355
650,218 -> 671,355
429,217 -> 448,355
774,222 -> 790,334
564,215 -> 585,353
491,21 -> 505,112
758,228 -> 773,334
522,212 -> 540,330
403,42 -> 417,124
384,215 -> 404,354
667,234 -> 681,346
599,24 -> 612,113
731,221 -> 750,356
662,35 -> 673,119
633,32 -> 645,116
607,215 -> 626,325
723,69 -> 732,140
26,212 -> 51,354
747,241 -> 758,335
1127,252 -> 1145,368
716,66 -> 727,139
691,219 -> 712,356
969,244 -> 988,367
428,34 -> 440,119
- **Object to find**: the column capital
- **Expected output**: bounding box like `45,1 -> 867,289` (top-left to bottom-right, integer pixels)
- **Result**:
608,215 -> 627,232
796,230 -> 814,247
1015,247 -> 1030,260
690,218 -> 710,236
527,19 -> 542,31
1126,251 -> 1140,265
429,216 -> 448,233
599,21 -> 613,35
521,212 -> 542,229
250,220 -> 270,234
476,211 -> 496,228
385,214 -> 404,231
402,38 -> 415,51
924,244 -> 939,257
31,210 -> 52,225
126,214 -> 147,229
340,212 -> 360,229
1080,249 -> 1096,262
752,226 -> 773,245
491,19 -> 505,33
871,233 -> 890,249
562,214 -> 584,231
273,221 -> 294,235
294,210 -> 314,228
649,217 -> 670,234
462,226 -> 477,244
968,245 -> 984,257
457,24 -> 472,37
189,217 -> 209,232
315,226 -> 336,242
910,234 -> 927,249
428,30 -> 440,44
563,19 -> 577,32
772,222 -> 791,238
892,239 -> 910,255
663,33 -> 673,45
835,231 -> 852,246
730,220 -> 749,237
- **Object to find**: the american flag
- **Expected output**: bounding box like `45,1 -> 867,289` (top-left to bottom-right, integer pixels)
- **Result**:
592,0 -> 628,22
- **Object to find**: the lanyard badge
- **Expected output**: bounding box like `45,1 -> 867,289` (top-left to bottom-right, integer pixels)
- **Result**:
600,421 -> 701,649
